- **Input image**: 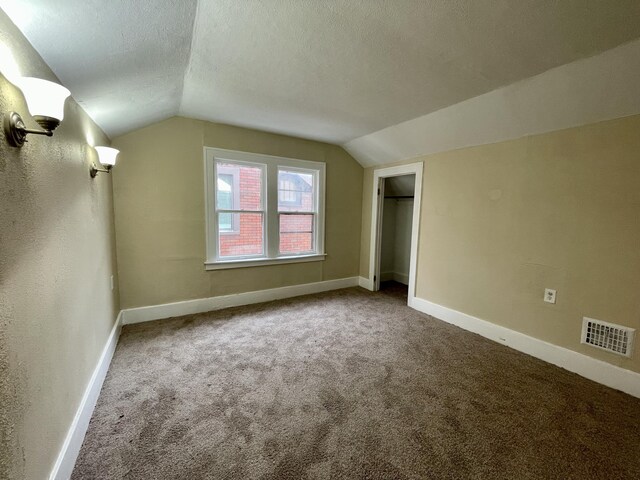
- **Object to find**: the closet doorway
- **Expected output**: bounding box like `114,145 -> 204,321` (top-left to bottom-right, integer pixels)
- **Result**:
379,174 -> 415,297
368,162 -> 423,306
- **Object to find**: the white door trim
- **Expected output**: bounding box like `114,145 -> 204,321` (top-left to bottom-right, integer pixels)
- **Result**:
367,162 -> 423,307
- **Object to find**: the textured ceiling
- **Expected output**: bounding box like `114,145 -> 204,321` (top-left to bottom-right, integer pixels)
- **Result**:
345,38 -> 640,167
0,0 -> 197,138
2,0 -> 640,144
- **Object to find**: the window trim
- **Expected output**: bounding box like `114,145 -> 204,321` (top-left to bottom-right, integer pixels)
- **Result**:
205,253 -> 327,271
204,147 -> 326,269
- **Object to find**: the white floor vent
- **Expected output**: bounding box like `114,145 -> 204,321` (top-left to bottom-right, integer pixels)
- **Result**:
581,317 -> 635,357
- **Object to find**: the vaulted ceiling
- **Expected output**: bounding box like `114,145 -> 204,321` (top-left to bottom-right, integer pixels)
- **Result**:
2,0 -> 640,149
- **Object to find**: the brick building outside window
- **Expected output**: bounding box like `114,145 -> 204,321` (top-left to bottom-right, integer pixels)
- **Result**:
205,148 -> 325,269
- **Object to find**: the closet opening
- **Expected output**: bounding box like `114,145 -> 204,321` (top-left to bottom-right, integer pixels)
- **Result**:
378,174 -> 415,299
368,161 -> 423,306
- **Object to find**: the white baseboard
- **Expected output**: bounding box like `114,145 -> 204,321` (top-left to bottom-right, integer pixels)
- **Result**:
358,276 -> 373,291
50,312 -> 122,480
380,271 -> 394,282
392,272 -> 409,285
364,272 -> 408,287
122,277 -> 360,325
411,297 -> 640,399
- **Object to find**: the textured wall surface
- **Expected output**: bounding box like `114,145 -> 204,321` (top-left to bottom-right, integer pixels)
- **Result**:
360,115 -> 640,374
0,10 -> 119,480
393,199 -> 413,279
378,197 -> 413,283
112,117 -> 363,309
380,198 -> 397,276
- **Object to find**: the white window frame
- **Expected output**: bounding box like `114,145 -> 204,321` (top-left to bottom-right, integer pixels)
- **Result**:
204,147 -> 326,270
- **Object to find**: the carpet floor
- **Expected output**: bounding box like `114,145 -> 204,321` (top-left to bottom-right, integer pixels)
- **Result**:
72,284 -> 640,479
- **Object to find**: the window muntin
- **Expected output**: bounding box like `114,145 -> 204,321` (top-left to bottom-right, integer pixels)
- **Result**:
205,148 -> 325,267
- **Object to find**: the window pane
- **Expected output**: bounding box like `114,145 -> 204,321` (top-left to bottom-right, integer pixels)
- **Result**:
219,213 -> 264,257
278,170 -> 314,212
217,174 -> 234,231
216,172 -> 234,209
217,162 -> 263,211
279,214 -> 314,254
219,211 -> 233,232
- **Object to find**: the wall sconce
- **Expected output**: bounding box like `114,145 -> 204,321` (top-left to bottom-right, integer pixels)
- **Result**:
3,77 -> 71,147
90,146 -> 119,178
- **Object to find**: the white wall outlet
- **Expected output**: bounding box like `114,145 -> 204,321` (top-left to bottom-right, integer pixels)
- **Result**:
110,275 -> 114,291
544,288 -> 557,304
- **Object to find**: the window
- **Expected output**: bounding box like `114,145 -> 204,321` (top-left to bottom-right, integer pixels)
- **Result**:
278,170 -> 315,254
214,161 -> 265,258
205,148 -> 325,269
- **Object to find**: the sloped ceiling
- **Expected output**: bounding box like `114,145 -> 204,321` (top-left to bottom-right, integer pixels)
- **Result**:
345,38 -> 640,167
2,0 -> 640,160
0,0 -> 197,138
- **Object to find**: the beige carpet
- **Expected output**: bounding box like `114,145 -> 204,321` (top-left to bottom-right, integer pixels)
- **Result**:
72,283 -> 640,479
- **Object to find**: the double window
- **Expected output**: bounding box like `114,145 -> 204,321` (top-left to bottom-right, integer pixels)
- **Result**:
205,148 -> 325,269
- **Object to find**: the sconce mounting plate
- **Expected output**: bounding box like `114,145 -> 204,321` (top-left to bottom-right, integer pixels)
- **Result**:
4,112 -> 28,147
90,163 -> 112,178
3,111 -> 55,148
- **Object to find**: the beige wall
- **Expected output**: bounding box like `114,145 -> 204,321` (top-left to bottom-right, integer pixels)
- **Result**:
112,117 -> 363,309
360,115 -> 640,374
0,10 -> 119,480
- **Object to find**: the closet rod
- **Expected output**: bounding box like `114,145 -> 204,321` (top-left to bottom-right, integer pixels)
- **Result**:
384,195 -> 414,199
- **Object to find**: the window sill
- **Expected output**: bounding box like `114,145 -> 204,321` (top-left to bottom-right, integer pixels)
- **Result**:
205,253 -> 326,271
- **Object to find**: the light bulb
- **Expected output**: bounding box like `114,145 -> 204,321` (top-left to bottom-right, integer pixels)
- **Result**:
95,146 -> 119,167
16,77 -> 70,124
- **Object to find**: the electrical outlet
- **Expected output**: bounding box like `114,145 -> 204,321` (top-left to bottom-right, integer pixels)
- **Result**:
544,288 -> 556,304
110,275 -> 114,291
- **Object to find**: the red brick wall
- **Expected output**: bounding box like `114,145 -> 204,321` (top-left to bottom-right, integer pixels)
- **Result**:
279,214 -> 313,253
